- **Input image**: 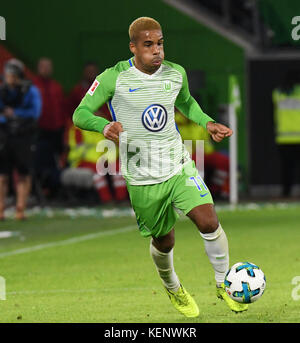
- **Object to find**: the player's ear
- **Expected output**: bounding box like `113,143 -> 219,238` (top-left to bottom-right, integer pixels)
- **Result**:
129,41 -> 136,55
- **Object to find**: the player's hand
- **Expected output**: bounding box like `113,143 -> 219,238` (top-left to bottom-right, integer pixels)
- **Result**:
206,121 -> 233,143
103,122 -> 124,143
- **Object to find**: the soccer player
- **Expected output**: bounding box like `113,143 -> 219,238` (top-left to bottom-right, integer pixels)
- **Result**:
73,17 -> 248,317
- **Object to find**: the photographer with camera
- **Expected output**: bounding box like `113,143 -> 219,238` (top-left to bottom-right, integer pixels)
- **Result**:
0,59 -> 41,220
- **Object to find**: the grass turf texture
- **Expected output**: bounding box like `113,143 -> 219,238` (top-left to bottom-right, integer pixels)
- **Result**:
0,205 -> 299,323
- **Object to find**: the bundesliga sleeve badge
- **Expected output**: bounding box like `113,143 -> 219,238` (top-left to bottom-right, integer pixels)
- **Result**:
88,79 -> 100,96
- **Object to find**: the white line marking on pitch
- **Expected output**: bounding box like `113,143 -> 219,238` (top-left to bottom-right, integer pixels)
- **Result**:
0,224 -> 137,259
7,286 -> 150,296
0,231 -> 20,239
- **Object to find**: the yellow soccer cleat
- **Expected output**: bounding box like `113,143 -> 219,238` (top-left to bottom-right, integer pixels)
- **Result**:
165,285 -> 200,318
216,283 -> 248,313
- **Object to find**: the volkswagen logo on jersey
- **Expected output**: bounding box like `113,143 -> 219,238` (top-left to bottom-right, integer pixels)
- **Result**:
141,104 -> 168,132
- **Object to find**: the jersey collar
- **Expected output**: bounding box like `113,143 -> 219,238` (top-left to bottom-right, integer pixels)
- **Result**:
130,58 -> 163,79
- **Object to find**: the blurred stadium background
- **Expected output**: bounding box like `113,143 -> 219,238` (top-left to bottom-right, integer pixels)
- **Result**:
0,0 -> 300,323
1,0 -> 300,209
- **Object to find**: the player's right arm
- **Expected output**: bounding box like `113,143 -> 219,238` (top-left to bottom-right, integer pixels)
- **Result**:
72,68 -> 123,141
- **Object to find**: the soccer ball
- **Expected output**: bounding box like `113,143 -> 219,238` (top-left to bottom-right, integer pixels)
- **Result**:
224,262 -> 266,304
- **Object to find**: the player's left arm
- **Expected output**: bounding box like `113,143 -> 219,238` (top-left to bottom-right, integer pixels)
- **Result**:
175,66 -> 233,142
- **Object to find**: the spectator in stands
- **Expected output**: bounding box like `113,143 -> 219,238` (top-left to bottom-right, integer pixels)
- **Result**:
0,59 -> 41,220
272,70 -> 300,197
68,62 -> 111,121
66,62 -> 128,203
33,57 -> 66,198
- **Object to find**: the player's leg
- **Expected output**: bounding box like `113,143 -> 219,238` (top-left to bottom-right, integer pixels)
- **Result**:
127,180 -> 179,290
172,161 -> 228,285
127,180 -> 199,317
187,203 -> 228,287
187,204 -> 247,313
173,161 -> 247,312
151,226 -> 175,253
150,228 -> 180,292
150,228 -> 199,317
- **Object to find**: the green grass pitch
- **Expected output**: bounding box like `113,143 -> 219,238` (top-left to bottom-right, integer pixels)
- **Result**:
0,204 -> 299,323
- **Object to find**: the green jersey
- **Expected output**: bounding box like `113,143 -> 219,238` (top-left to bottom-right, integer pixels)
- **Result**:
73,57 -> 214,185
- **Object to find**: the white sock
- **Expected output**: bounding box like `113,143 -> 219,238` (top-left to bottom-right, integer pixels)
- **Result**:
150,240 -> 181,292
199,224 -> 229,287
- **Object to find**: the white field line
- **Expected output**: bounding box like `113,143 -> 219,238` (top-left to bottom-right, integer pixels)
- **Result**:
7,284 -> 213,297
0,224 -> 137,259
7,286 -> 150,296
